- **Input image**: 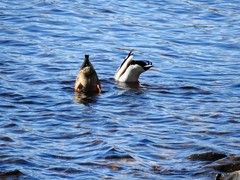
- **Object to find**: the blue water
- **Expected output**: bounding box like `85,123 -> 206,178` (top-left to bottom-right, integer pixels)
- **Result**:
0,0 -> 239,179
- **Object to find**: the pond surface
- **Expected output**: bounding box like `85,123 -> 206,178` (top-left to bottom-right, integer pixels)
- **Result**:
0,0 -> 239,179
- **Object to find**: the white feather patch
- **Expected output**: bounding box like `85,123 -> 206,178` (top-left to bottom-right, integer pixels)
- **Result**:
114,55 -> 133,81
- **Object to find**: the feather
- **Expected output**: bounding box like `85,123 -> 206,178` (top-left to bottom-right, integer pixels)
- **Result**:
115,50 -> 153,83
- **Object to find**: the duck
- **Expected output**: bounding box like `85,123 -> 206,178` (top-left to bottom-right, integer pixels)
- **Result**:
74,55 -> 101,94
114,50 -> 153,83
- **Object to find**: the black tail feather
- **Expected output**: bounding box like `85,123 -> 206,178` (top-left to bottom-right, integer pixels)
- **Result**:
131,60 -> 153,71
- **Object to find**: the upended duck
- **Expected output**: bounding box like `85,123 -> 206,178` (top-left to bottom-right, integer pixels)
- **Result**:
74,55 -> 101,94
114,50 -> 153,83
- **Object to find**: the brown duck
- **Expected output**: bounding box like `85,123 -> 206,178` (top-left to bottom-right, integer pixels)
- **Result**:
74,55 -> 101,94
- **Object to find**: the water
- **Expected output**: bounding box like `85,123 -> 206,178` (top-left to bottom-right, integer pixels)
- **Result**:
0,0 -> 239,179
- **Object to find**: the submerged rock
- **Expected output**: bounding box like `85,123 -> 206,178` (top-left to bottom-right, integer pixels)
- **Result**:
187,152 -> 240,179
187,152 -> 227,162
212,161 -> 240,173
0,169 -> 21,177
209,156 -> 240,173
216,170 -> 240,180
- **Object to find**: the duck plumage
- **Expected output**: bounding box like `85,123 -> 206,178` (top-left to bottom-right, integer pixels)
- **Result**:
114,50 -> 153,83
74,55 -> 101,94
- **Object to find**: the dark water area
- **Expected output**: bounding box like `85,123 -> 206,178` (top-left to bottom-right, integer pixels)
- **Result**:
0,0 -> 240,179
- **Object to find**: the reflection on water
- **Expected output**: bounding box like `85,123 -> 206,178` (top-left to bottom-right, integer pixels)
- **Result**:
116,81 -> 141,90
74,92 -> 98,105
0,0 -> 240,179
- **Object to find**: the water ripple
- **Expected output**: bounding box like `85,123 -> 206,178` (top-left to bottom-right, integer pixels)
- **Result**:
0,0 -> 240,179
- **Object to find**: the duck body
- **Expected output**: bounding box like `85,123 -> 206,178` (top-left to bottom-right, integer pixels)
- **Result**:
114,50 -> 153,83
74,55 -> 101,94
